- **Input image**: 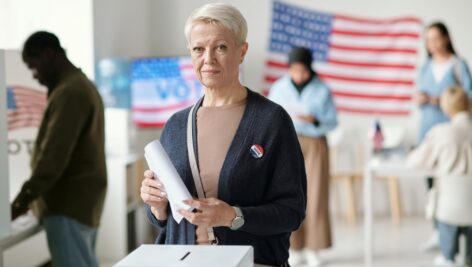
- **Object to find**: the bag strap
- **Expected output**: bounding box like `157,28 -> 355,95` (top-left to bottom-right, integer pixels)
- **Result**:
186,104 -> 218,245
454,58 -> 462,86
187,104 -> 206,199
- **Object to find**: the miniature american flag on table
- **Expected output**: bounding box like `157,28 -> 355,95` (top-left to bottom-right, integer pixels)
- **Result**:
264,1 -> 422,116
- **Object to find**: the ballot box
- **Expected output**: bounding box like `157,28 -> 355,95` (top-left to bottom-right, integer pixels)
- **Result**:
114,244 -> 253,267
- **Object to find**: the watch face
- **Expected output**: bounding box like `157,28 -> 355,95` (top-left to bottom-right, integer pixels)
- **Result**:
232,217 -> 245,230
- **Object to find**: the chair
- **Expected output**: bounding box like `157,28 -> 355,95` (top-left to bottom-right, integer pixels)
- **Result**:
374,125 -> 406,225
435,175 -> 472,263
329,125 -> 405,225
329,127 -> 363,224
435,175 -> 472,226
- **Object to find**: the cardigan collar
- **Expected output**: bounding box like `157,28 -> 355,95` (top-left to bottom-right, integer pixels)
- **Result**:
190,88 -> 257,200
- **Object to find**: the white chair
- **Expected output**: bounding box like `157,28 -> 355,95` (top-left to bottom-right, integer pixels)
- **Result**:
435,175 -> 472,264
436,175 -> 472,226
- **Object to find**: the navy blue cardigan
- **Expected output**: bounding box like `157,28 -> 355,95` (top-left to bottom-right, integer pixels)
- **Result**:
146,89 -> 307,266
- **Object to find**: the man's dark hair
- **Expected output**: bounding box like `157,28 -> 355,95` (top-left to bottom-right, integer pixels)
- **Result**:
22,31 -> 66,58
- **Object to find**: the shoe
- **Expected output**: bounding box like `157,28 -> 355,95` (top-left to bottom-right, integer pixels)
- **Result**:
433,255 -> 457,267
288,249 -> 304,266
303,249 -> 322,267
419,231 -> 439,252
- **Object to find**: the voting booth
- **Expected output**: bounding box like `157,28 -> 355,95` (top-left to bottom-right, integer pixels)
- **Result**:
114,245 -> 253,267
0,50 -> 50,267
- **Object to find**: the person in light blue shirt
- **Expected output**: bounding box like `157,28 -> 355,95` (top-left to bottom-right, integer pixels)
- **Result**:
417,22 -> 472,143
268,46 -> 337,267
415,22 -> 472,253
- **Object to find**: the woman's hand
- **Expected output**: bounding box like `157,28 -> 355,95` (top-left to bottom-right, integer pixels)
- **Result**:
429,96 -> 440,106
140,170 -> 168,220
297,114 -> 317,124
416,92 -> 430,105
179,198 -> 236,228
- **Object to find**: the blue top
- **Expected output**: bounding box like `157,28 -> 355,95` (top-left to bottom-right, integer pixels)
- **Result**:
268,76 -> 338,138
146,89 -> 307,266
417,57 -> 472,141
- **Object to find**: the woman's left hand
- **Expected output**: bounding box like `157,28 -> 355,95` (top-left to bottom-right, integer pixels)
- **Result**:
179,198 -> 236,228
430,96 -> 440,106
297,114 -> 317,124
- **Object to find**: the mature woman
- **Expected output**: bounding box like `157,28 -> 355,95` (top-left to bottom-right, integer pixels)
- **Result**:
408,86 -> 472,267
140,3 -> 306,267
416,22 -> 472,251
268,46 -> 337,267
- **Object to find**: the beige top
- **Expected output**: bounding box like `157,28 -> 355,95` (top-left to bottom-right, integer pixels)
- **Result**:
407,111 -> 472,225
195,98 -> 246,244
407,111 -> 472,176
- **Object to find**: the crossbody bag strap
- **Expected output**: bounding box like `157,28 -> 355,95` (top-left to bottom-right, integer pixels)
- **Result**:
454,58 -> 462,86
186,104 -> 218,245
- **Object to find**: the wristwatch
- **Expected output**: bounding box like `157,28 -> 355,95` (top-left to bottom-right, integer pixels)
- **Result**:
230,206 -> 245,230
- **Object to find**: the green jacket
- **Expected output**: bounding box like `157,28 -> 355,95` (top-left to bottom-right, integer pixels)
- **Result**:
12,68 -> 107,227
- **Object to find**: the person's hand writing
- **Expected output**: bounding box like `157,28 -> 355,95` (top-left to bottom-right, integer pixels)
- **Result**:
140,170 -> 168,220
179,198 -> 236,228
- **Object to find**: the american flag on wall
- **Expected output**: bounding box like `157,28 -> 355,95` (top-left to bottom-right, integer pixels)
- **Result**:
131,57 -> 203,128
7,86 -> 47,131
264,1 -> 422,115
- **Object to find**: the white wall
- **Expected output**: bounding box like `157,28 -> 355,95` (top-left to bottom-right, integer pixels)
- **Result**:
94,0 -> 166,155
0,0 -> 95,79
93,0 -> 154,59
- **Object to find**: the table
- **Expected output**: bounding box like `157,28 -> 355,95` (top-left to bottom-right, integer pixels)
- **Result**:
0,214 -> 49,267
363,156 -> 432,267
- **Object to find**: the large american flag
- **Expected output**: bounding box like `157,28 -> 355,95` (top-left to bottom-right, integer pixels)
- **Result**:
131,57 -> 203,128
7,86 -> 47,131
265,1 -> 422,115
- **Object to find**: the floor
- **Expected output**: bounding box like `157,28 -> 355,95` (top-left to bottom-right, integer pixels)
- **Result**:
103,216 -> 459,267
293,216 -> 446,267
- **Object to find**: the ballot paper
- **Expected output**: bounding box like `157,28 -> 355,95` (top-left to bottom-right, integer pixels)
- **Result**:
144,140 -> 193,223
284,104 -> 308,123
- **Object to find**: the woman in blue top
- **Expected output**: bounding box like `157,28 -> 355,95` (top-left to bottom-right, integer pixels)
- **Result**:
269,46 -> 337,267
416,21 -> 472,251
417,22 -> 472,142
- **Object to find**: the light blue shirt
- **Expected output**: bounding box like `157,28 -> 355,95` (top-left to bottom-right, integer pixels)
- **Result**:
418,57 -> 472,142
268,76 -> 337,137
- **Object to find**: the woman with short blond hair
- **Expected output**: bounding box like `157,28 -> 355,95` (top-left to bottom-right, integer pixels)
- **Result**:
408,86 -> 472,266
440,85 -> 470,115
140,3 -> 306,267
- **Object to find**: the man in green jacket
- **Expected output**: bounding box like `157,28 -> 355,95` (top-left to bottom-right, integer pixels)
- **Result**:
11,31 -> 107,267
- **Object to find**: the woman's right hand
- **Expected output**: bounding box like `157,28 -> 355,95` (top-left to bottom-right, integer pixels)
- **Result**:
416,92 -> 430,105
140,170 -> 168,220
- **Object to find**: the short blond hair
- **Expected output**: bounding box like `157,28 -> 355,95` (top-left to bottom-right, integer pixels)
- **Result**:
440,86 -> 470,114
184,3 -> 247,46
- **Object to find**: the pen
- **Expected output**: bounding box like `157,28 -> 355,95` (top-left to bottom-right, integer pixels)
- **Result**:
180,251 -> 191,261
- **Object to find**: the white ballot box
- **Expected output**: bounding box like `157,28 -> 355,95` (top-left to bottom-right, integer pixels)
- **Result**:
114,244 -> 253,267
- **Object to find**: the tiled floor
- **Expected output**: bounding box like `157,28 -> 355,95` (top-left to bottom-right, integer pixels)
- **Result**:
102,216 -> 449,267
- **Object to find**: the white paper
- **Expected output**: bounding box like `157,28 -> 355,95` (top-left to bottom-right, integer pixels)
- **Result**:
144,140 -> 193,223
284,104 -> 308,123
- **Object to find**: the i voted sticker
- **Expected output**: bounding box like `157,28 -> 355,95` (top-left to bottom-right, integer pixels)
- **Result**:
250,144 -> 264,159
